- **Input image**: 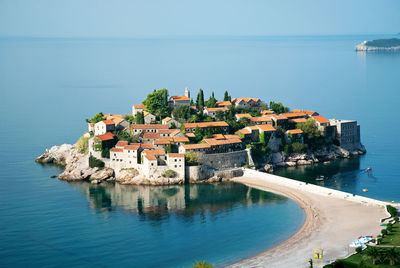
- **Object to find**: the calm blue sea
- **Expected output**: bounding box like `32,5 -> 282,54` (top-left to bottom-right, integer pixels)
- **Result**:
0,35 -> 399,267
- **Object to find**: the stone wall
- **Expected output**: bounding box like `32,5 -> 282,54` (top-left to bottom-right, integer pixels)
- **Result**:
200,150 -> 248,169
185,165 -> 214,182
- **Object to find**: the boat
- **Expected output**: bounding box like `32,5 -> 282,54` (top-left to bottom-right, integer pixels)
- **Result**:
316,175 -> 324,181
363,189 -> 368,192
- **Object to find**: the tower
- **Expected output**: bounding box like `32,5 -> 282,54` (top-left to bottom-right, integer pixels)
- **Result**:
184,87 -> 190,98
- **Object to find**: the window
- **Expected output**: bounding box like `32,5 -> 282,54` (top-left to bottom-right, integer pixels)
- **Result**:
175,159 -> 177,162
175,165 -> 177,168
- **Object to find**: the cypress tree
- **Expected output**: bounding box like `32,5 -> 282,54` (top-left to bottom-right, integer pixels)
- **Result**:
224,91 -> 229,101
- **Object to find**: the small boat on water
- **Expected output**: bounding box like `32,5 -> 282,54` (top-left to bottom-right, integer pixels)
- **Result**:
363,189 -> 368,192
316,176 -> 324,181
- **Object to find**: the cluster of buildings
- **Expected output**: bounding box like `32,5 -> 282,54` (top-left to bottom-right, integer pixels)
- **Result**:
87,88 -> 362,180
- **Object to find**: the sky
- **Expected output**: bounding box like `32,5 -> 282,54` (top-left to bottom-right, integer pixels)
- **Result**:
0,0 -> 400,37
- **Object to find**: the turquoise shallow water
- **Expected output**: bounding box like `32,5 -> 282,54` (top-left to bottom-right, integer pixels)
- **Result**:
0,35 -> 399,267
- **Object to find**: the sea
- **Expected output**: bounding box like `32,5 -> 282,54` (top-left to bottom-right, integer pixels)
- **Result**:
0,34 -> 399,267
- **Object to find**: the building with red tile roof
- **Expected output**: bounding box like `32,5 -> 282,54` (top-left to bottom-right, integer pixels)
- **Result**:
183,121 -> 229,133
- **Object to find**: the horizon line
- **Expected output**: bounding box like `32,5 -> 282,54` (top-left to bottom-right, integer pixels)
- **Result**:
0,33 -> 398,40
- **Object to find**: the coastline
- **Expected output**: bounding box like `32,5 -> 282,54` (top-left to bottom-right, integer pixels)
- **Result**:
228,170 -> 397,268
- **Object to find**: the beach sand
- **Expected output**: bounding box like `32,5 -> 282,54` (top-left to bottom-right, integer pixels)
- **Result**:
228,170 -> 391,268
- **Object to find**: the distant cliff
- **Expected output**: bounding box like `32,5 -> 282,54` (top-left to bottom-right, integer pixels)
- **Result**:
355,38 -> 400,51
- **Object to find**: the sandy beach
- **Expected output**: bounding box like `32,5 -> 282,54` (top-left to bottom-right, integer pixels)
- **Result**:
228,169 -> 396,268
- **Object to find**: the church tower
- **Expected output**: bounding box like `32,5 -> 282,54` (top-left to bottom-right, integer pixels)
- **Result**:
184,87 -> 190,98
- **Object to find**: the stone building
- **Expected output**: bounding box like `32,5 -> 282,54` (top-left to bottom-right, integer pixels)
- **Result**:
329,119 -> 361,150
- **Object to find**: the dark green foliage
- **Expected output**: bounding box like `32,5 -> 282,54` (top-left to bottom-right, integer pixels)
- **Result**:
196,89 -> 205,109
215,110 -> 225,121
297,118 -> 323,149
269,101 -> 289,114
115,130 -> 138,143
365,38 -> 400,48
172,105 -> 191,122
205,91 -> 217,108
162,169 -> 177,178
188,260 -> 213,268
292,142 -> 308,153
355,247 -> 362,254
101,147 -> 110,158
387,205 -> 398,217
85,112 -> 104,123
142,88 -> 170,118
382,229 -> 388,236
223,90 -> 231,101
323,259 -> 358,268
170,122 -> 177,129
89,156 -> 105,168
135,111 -> 145,124
124,114 -> 134,124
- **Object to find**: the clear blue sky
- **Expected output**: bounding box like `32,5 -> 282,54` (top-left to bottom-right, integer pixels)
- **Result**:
1,0 -> 399,37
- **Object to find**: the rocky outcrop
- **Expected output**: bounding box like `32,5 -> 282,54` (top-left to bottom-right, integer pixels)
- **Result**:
355,41 -> 400,51
35,144 -> 77,165
260,144 -> 366,170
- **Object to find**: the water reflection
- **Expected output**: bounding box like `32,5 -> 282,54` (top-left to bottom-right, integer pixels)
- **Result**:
68,182 -> 287,220
274,157 -> 363,192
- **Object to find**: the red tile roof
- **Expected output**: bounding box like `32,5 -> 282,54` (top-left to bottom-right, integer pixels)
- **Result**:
182,143 -> 211,149
116,141 -> 129,147
132,124 -> 169,129
204,107 -> 228,113
216,101 -> 232,107
312,115 -> 329,124
204,138 -> 242,146
238,128 -> 251,135
287,129 -> 303,135
235,113 -> 252,119
142,132 -> 161,139
169,96 -> 190,102
110,148 -> 124,152
250,117 -> 273,122
231,98 -> 260,104
133,104 -> 146,109
271,114 -> 288,120
168,153 -> 184,158
289,118 -> 307,124
281,112 -> 308,118
124,144 -> 140,150
183,121 -> 229,128
185,133 -> 196,138
102,120 -> 115,125
95,132 -> 115,141
256,125 -> 276,132
292,109 -> 318,116
260,110 -> 275,115
144,154 -> 157,160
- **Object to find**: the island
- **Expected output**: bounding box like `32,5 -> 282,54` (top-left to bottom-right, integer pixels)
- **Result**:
36,88 -> 366,185
355,38 -> 400,51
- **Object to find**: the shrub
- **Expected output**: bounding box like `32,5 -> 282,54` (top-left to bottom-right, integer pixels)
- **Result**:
394,216 -> 399,222
162,170 -> 177,178
387,205 -> 398,217
355,246 -> 362,253
189,260 -> 213,268
185,151 -> 201,165
381,229 -> 388,236
292,142 -> 308,153
89,156 -> 104,168
75,135 -> 89,154
101,148 -> 110,158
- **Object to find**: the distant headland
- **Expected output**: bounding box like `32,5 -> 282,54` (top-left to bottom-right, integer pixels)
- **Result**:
355,38 -> 400,51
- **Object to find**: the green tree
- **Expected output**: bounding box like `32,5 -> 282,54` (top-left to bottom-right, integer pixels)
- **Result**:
196,89 -> 205,109
142,88 -> 170,118
269,101 -> 289,114
365,246 -> 380,265
308,258 -> 313,268
189,260 -> 213,268
215,110 -> 225,121
185,151 -> 201,165
205,91 -> 217,108
292,142 -> 308,153
385,247 -> 399,266
172,105 -> 191,122
124,114 -> 134,124
89,156 -> 105,168
297,118 -> 321,145
85,112 -> 104,123
381,229 -> 388,236
223,90 -> 231,101
135,112 -> 145,124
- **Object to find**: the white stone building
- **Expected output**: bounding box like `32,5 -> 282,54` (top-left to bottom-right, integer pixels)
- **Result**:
132,104 -> 146,116
94,120 -> 115,136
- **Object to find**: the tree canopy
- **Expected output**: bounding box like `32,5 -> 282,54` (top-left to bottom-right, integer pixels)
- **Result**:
196,89 -> 205,109
85,112 -> 104,123
269,101 -> 289,114
172,105 -> 191,122
142,88 -> 170,118
135,112 -> 144,124
205,91 -> 217,108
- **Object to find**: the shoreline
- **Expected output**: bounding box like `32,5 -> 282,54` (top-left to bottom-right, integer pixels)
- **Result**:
227,170 -> 398,268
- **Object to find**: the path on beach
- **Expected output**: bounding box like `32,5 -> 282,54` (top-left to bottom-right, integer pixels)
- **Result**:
228,169 -> 397,268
